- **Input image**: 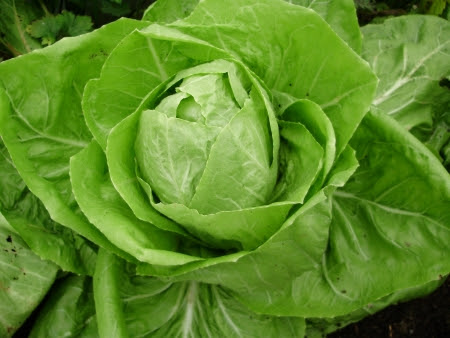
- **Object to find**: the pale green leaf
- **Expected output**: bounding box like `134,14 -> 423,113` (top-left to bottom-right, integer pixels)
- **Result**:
70,140 -> 203,266
285,0 -> 362,53
362,15 -> 450,130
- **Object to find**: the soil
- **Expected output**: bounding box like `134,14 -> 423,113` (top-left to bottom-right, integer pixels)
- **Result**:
328,277 -> 450,337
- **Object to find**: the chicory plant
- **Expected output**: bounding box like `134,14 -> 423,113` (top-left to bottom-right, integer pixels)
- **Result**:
0,0 -> 449,336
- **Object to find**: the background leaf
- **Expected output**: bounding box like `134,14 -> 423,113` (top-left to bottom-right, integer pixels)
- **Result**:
0,212 -> 58,337
27,10 -> 93,46
0,0 -> 43,56
362,15 -> 450,166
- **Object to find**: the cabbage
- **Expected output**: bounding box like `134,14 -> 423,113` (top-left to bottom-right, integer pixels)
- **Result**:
0,0 -> 449,336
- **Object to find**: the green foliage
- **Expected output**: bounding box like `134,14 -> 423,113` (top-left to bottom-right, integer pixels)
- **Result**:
362,15 -> 450,168
0,212 -> 58,336
0,0 -> 449,337
354,0 -> 375,10
420,0 -> 450,15
0,0 -> 153,59
0,0 -> 43,56
26,10 -> 93,46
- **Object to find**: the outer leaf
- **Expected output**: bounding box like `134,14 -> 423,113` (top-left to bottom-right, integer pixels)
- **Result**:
0,140 -> 96,275
172,0 -> 377,155
143,0 -> 362,53
142,0 -> 200,23
95,249 -> 306,337
306,279 -> 443,336
0,212 -> 58,337
94,249 -> 128,338
29,275 -> 98,338
362,15 -> 450,130
0,18 -> 149,264
0,139 -> 25,209
285,0 -> 362,53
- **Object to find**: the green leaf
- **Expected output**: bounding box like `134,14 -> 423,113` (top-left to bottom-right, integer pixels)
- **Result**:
172,0 -> 377,155
362,15 -> 450,130
187,88 -> 277,213
0,18 -> 150,264
0,139 -> 26,209
136,108 -> 221,206
27,10 -> 93,46
278,99 -> 336,195
0,212 -> 58,337
284,0 -> 362,53
0,140 -> 96,275
0,0 -> 43,56
106,110 -> 192,237
143,111 -> 449,319
362,15 -> 450,168
420,0 -> 449,15
148,192 -> 293,250
29,275 -> 98,338
272,119 -> 323,202
94,250 -> 128,338
83,26 -> 228,150
142,0 -> 200,23
143,0 -> 362,53
70,140 -> 203,266
95,249 -> 306,337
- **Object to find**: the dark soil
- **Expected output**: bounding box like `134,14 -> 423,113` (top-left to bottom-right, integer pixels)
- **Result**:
329,278 -> 450,338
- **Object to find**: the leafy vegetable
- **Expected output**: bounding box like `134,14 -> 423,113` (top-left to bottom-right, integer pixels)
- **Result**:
0,0 -> 449,336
